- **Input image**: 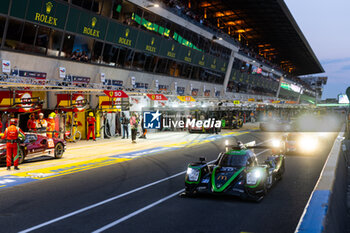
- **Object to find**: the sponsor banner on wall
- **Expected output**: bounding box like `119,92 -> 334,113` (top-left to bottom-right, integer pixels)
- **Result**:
26,0 -> 68,29
158,85 -> 168,91
135,82 -> 148,89
177,86 -> 185,95
114,24 -> 138,48
159,40 -> 179,60
204,90 -> 211,97
59,67 -> 66,78
103,79 -> 123,87
64,75 -> 90,84
191,88 -> 199,97
135,31 -> 162,54
2,60 -> 11,73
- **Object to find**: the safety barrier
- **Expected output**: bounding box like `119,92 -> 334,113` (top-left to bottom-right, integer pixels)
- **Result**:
295,126 -> 347,233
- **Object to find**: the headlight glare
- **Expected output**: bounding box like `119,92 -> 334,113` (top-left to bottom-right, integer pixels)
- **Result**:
246,169 -> 264,185
299,136 -> 318,152
186,167 -> 200,181
272,139 -> 281,148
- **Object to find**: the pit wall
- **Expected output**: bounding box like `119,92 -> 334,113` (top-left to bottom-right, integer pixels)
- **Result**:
295,126 -> 347,233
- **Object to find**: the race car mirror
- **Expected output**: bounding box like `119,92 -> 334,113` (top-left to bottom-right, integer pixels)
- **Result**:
199,157 -> 206,163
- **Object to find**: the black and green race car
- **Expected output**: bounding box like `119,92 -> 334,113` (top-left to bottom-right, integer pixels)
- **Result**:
182,142 -> 285,202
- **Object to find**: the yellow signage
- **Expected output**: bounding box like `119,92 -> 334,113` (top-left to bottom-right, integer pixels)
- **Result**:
199,54 -> 205,66
184,50 -> 192,62
118,28 -> 132,46
83,17 -> 100,38
210,59 -> 217,69
34,2 -> 58,26
145,37 -> 156,53
233,100 -> 240,105
221,63 -> 227,72
177,96 -> 195,102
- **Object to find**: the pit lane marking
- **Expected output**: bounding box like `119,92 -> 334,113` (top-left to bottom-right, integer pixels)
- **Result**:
18,171 -> 188,233
92,189 -> 185,233
12,158 -> 130,180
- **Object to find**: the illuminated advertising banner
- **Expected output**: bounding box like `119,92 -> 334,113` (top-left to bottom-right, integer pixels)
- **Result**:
159,40 -> 179,60
178,48 -> 195,64
78,14 -> 107,39
135,31 -> 162,54
9,0 -> 229,73
26,0 -> 68,29
194,52 -> 207,67
114,24 -> 138,48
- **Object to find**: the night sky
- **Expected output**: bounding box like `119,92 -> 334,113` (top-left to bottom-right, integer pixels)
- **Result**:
285,0 -> 349,99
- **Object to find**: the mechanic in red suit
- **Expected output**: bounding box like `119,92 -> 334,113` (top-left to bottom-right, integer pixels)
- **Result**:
87,112 -> 96,141
27,113 -> 37,132
2,119 -> 25,170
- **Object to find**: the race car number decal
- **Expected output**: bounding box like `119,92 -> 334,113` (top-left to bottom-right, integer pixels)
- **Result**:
48,139 -> 54,148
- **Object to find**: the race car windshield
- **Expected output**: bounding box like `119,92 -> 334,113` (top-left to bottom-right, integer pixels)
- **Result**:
218,154 -> 248,167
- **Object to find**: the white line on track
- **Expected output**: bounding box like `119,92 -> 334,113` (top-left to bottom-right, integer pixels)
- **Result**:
91,189 -> 185,233
19,139 -> 271,233
90,148 -> 271,233
18,172 -> 186,233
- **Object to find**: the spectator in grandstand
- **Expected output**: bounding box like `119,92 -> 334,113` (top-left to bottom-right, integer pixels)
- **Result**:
81,52 -> 89,62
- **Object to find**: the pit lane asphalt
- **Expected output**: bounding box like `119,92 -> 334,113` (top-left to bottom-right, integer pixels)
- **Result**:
0,131 -> 336,233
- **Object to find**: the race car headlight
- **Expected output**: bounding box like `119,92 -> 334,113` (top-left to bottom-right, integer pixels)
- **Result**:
186,167 -> 200,182
246,169 -> 263,185
298,137 -> 318,152
272,139 -> 281,148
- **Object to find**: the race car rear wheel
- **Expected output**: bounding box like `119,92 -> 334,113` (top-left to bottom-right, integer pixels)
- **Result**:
54,143 -> 64,159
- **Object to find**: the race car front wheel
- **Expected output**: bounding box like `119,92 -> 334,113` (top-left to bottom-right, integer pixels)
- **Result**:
54,143 -> 64,159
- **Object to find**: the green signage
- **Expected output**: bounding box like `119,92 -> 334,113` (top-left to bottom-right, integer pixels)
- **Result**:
0,0 -> 10,14
66,7 -> 80,32
26,0 -> 68,29
106,21 -> 118,43
8,1 -> 230,72
78,13 -> 107,39
218,60 -> 227,73
159,40 -> 179,59
135,30 -> 161,54
114,24 -> 138,48
194,52 -> 206,67
10,0 -> 28,18
178,48 -> 195,63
